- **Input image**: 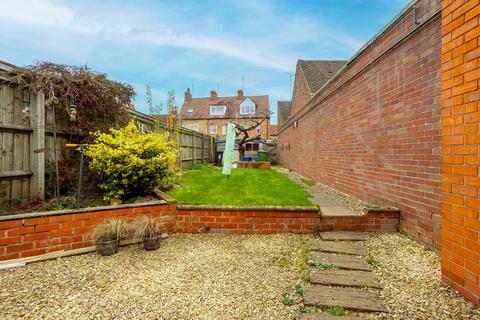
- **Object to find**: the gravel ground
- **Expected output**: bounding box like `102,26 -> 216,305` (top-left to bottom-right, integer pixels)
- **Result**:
0,234 -> 309,320
366,233 -> 480,320
2,233 -> 479,320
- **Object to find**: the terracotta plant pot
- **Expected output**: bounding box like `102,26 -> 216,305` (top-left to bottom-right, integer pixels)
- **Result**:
97,238 -> 119,256
143,234 -> 161,251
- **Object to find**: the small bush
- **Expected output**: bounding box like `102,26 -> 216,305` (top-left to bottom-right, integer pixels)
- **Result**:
85,121 -> 177,200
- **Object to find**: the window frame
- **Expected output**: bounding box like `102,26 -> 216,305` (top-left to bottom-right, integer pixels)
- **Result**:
210,125 -> 218,135
210,105 -> 227,115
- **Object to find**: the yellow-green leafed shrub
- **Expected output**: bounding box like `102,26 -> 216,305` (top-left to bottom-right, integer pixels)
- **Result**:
85,121 -> 176,200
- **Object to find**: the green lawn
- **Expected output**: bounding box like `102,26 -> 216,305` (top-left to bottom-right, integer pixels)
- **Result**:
168,165 -> 314,206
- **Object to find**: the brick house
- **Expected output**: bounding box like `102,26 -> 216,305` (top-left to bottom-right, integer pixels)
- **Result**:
179,89 -> 271,142
277,100 -> 292,126
290,60 -> 346,116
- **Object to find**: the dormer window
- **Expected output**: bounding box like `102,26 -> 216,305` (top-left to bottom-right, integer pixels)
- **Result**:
210,105 -> 226,115
240,98 -> 256,115
187,108 -> 193,113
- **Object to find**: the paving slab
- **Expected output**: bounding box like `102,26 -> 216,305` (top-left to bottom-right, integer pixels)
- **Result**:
295,314 -> 362,320
319,231 -> 369,241
310,269 -> 382,288
303,286 -> 387,312
311,240 -> 367,256
308,252 -> 371,271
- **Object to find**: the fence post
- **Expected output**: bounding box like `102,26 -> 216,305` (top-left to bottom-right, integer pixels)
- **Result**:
30,92 -> 45,200
193,134 -> 197,165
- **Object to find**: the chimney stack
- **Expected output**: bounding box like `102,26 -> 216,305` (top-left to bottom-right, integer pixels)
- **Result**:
184,88 -> 192,102
237,89 -> 244,99
210,90 -> 217,100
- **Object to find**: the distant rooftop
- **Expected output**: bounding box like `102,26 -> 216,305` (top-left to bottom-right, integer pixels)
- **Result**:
298,60 -> 347,94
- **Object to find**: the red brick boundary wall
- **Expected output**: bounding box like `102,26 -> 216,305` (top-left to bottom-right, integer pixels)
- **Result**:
0,201 -> 176,262
440,0 -> 480,305
277,0 -> 443,251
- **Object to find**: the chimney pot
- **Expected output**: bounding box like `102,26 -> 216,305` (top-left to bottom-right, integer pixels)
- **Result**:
237,89 -> 244,99
184,88 -> 192,102
210,90 -> 217,100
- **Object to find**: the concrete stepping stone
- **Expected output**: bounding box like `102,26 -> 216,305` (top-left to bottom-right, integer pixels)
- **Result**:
311,240 -> 367,256
303,286 -> 387,312
308,252 -> 371,271
310,269 -> 382,288
295,314 -> 362,320
319,231 -> 369,241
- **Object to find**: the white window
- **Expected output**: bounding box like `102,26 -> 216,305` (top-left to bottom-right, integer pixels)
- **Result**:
210,105 -> 227,115
210,125 -> 217,135
256,125 -> 261,135
222,125 -> 227,135
192,123 -> 199,131
240,98 -> 256,115
184,124 -> 191,130
187,108 -> 193,113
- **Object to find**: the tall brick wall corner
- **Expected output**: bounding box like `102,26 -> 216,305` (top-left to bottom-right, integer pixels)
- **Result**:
441,0 -> 480,305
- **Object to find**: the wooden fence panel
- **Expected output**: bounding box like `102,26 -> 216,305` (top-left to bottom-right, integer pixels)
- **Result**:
0,83 -> 33,204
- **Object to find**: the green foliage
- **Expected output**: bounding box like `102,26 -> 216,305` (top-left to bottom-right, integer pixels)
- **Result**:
325,306 -> 346,316
51,202 -> 65,211
367,257 -> 382,269
314,223 -> 322,234
168,165 -> 313,206
85,121 -> 176,200
294,284 -> 304,296
312,262 -> 337,270
281,292 -> 293,305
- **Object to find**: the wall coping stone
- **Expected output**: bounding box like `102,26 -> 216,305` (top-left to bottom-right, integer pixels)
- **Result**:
0,200 -> 168,221
177,204 -> 320,212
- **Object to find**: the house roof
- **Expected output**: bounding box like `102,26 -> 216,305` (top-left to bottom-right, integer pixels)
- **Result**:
298,60 -> 347,93
277,101 -> 291,125
180,94 -> 270,120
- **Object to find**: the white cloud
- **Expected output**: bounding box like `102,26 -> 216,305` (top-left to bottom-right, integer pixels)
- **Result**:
0,0 -> 361,72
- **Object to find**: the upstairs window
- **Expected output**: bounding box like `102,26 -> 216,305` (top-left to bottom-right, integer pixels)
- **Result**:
222,125 -> 227,135
192,123 -> 199,131
240,98 -> 256,115
187,108 -> 193,113
210,105 -> 226,115
210,125 -> 217,134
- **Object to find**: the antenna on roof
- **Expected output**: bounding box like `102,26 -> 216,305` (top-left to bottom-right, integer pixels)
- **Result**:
191,84 -> 194,94
242,76 -> 245,92
216,83 -> 220,93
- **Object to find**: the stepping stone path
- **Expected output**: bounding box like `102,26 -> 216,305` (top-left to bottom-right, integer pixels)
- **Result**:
302,231 -> 388,317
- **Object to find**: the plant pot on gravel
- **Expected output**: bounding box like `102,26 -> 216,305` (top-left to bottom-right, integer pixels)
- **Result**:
142,234 -> 161,251
92,219 -> 126,256
132,215 -> 169,251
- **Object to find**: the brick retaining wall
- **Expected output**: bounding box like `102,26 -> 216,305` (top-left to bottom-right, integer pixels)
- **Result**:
0,202 -> 176,261
176,205 -> 399,234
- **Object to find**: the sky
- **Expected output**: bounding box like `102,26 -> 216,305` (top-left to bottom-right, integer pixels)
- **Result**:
0,0 -> 409,124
